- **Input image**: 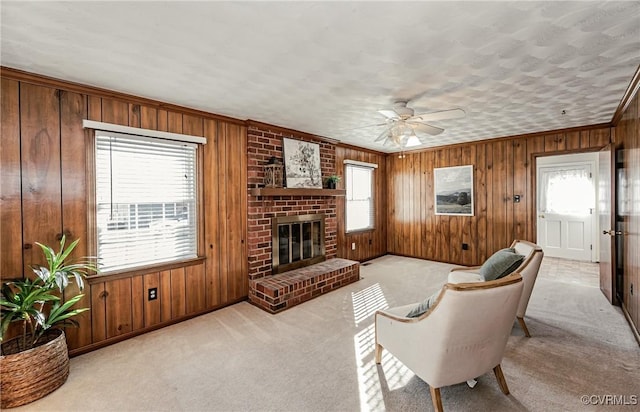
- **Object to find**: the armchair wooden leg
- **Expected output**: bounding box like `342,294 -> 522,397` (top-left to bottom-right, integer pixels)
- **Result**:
493,364 -> 510,395
375,343 -> 383,364
517,317 -> 531,337
429,386 -> 443,412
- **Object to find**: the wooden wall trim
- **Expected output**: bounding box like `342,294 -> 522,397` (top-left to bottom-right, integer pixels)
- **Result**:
0,66 -> 246,126
397,122 -> 612,156
611,64 -> 640,126
335,141 -> 386,155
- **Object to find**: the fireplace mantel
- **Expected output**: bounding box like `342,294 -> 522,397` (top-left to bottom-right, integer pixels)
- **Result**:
249,188 -> 346,197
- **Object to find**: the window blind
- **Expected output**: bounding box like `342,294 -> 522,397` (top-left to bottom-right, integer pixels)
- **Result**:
346,164 -> 375,232
95,131 -> 198,272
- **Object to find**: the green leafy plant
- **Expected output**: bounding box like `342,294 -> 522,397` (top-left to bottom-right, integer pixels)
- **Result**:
0,236 -> 97,353
326,174 -> 341,189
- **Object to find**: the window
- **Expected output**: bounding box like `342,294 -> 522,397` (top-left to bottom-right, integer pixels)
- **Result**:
539,165 -> 594,215
95,131 -> 198,272
345,162 -> 375,232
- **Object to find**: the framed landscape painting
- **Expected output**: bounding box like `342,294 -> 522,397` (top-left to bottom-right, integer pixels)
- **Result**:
282,138 -> 323,188
434,165 -> 474,216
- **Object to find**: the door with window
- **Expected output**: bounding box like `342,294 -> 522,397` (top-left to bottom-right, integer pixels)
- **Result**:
537,157 -> 597,261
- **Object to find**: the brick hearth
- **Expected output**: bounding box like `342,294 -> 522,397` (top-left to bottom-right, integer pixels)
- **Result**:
249,258 -> 360,313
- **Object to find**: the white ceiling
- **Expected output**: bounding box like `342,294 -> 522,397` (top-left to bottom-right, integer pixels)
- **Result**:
2,1 -> 639,153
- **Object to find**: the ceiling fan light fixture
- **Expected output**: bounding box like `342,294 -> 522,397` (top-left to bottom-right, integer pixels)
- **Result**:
405,134 -> 421,147
392,123 -> 421,148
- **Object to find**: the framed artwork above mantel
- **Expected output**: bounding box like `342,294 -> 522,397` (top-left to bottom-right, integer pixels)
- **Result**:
282,138 -> 323,189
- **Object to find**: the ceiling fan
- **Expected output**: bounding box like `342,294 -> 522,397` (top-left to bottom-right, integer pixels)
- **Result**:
372,101 -> 465,149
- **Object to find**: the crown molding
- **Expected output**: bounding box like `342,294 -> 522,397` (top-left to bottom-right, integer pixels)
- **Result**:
611,64 -> 640,126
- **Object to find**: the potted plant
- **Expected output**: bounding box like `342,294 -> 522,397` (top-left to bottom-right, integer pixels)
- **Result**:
0,236 -> 97,408
326,174 -> 341,189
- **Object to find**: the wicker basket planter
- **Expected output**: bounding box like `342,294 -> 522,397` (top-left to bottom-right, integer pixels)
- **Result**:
0,329 -> 70,409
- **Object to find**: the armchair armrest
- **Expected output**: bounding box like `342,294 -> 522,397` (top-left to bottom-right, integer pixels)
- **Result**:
448,271 -> 483,284
375,303 -> 420,322
449,265 -> 482,272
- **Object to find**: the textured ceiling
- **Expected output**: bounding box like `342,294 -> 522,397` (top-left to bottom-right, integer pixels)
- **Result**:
1,1 -> 639,153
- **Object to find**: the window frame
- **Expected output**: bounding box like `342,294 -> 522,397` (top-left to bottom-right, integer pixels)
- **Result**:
344,161 -> 376,234
86,126 -> 205,277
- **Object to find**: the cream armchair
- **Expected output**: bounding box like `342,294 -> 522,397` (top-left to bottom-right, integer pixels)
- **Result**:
449,240 -> 544,337
375,273 -> 524,412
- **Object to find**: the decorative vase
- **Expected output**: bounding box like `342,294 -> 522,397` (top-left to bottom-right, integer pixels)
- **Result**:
328,181 -> 336,189
0,329 -> 70,408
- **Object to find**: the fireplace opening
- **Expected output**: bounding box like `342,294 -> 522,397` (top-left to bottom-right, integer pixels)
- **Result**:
272,214 -> 325,274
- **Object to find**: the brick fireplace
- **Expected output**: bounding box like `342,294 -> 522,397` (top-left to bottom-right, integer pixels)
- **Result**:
247,125 -> 338,282
246,125 -> 359,313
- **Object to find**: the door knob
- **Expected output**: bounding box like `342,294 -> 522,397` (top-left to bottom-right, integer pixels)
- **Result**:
602,230 -> 621,236
538,215 -> 545,219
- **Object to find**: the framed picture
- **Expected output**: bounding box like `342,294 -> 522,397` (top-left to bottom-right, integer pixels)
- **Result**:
282,138 -> 322,188
434,165 -> 474,216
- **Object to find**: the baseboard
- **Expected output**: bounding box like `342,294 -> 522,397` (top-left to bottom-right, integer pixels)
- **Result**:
621,303 -> 640,346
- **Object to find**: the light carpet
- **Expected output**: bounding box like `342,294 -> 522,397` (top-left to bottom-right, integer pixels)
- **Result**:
12,256 -> 639,412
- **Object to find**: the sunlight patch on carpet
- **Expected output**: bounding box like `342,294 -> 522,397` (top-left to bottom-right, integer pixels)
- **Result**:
351,283 -> 389,326
354,324 -> 384,412
379,352 -> 414,390
354,323 -> 415,411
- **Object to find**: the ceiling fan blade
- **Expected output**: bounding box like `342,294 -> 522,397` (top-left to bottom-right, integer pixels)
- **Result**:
331,122 -> 388,132
415,134 -> 432,144
377,109 -> 400,120
383,137 -> 399,148
373,125 -> 394,142
409,122 -> 444,136
410,108 -> 466,122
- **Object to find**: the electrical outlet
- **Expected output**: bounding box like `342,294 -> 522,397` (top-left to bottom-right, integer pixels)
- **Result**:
148,287 -> 158,301
351,242 -> 356,250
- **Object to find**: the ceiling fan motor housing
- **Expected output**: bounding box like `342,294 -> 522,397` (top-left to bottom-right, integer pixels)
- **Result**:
393,101 -> 414,119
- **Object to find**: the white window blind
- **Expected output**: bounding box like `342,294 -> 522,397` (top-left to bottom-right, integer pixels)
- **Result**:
95,131 -> 198,272
346,164 -> 375,232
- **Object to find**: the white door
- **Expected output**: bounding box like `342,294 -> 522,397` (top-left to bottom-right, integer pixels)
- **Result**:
537,162 -> 596,261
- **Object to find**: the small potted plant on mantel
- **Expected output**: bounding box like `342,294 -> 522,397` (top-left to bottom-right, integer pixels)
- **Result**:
326,174 -> 341,189
0,236 -> 97,408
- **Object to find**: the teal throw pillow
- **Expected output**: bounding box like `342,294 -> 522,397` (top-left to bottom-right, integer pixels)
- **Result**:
406,289 -> 441,318
479,248 -> 525,281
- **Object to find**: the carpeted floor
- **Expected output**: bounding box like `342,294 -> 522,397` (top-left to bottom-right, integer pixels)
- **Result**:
12,256 -> 639,412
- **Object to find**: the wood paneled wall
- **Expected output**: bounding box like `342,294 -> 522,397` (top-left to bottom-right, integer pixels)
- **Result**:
386,127 -> 612,266
613,90 -> 640,335
335,146 -> 387,261
0,73 -> 247,353
3,67 -> 636,351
